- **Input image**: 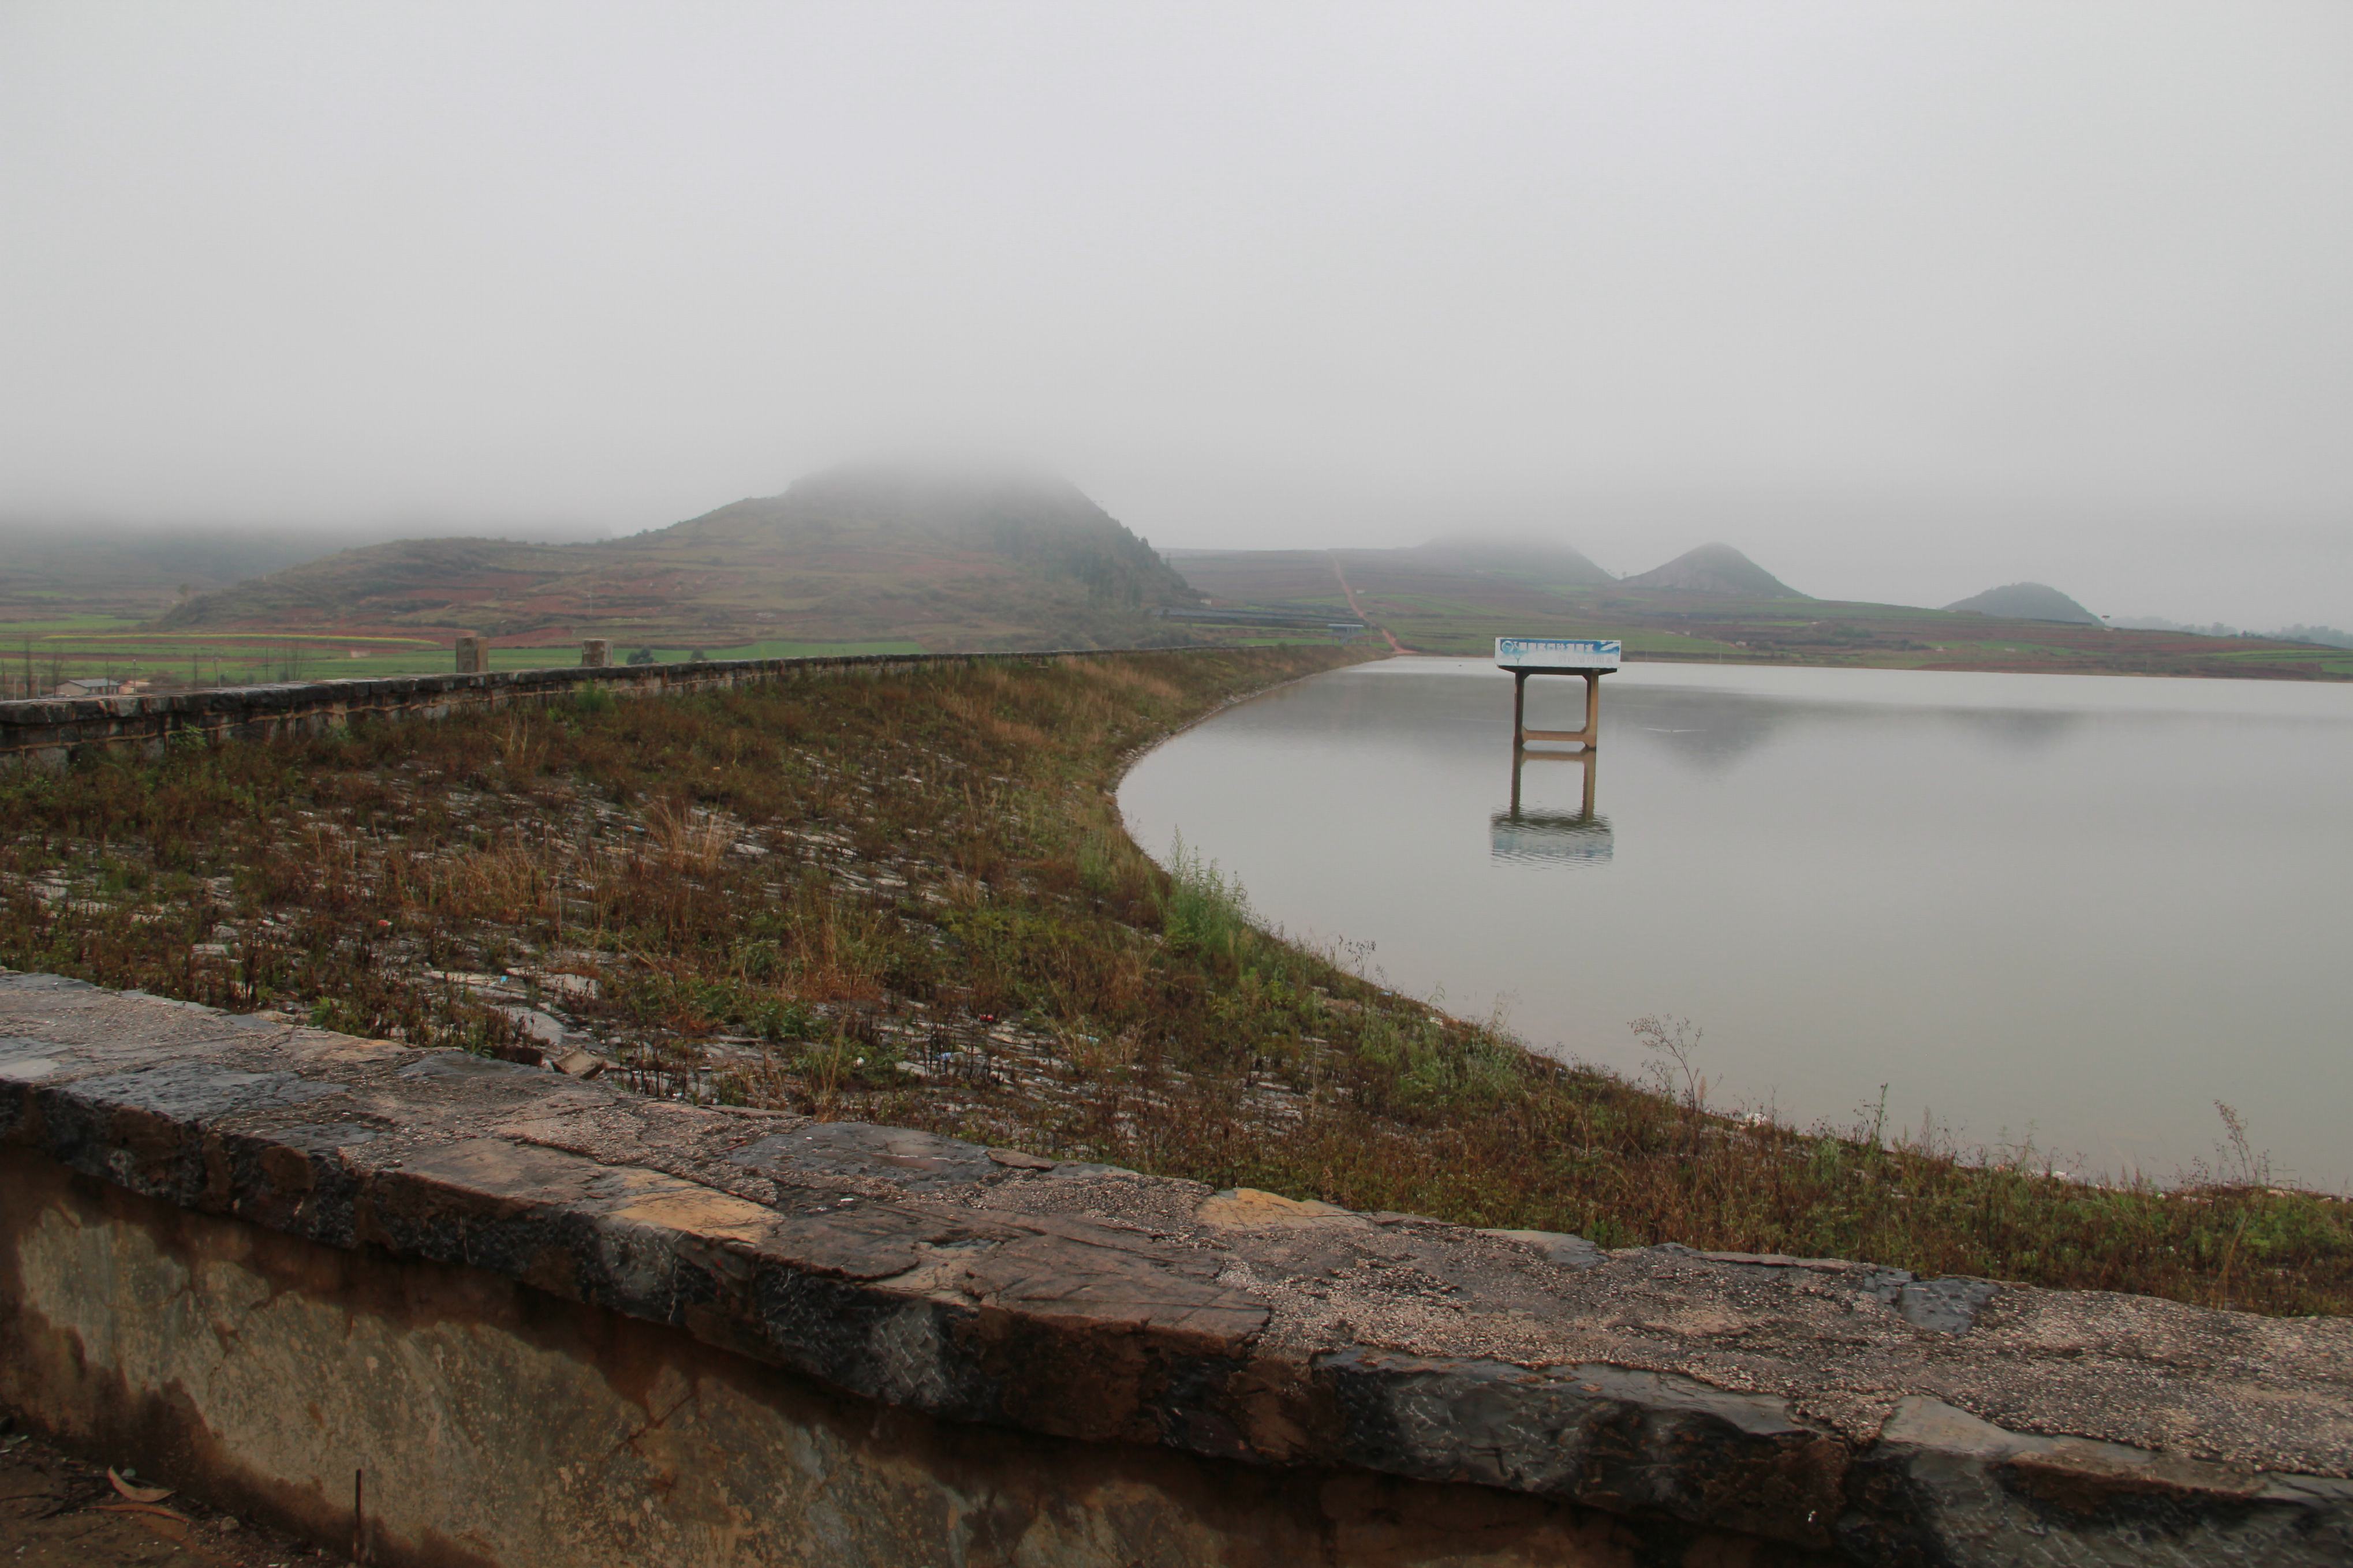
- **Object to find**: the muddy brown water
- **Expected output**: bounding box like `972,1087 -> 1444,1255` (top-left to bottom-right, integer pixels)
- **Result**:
1120,657 -> 2353,1190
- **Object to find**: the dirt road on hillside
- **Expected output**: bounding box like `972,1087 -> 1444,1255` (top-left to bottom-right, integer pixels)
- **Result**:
1329,553 -> 1406,652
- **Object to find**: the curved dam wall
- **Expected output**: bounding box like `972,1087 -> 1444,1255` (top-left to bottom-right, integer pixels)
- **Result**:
0,648 -> 1171,770
1,972 -> 2348,1566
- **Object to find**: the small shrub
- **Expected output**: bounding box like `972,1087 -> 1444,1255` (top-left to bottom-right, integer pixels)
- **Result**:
1156,836 -> 1254,963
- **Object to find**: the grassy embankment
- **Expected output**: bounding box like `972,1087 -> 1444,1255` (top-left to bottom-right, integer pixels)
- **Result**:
2,646 -> 2346,1315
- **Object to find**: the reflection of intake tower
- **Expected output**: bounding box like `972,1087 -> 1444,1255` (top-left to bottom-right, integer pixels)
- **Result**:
1491,747 -> 1612,863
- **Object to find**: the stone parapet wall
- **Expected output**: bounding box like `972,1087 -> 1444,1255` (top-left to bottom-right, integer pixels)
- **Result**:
1,972 -> 2347,1566
3,1150 -> 1722,1568
0,648 -> 1174,769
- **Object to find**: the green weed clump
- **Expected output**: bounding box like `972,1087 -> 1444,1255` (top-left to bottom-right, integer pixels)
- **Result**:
1,643 -> 2347,1316
1155,837 -> 1256,962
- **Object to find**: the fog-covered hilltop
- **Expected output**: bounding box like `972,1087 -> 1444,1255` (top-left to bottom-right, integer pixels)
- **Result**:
661,461 -> 1195,613
1398,536 -> 1616,586
155,463 -> 1203,651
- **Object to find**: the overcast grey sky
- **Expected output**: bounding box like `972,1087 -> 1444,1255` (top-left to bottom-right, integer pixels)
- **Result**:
3,2 -> 2348,624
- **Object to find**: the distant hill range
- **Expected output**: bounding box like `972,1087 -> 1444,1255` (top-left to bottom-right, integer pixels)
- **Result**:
1943,582 -> 2101,626
16,484 -> 2345,681
0,522 -> 515,621
1168,537 -> 1802,611
159,465 -> 1201,651
1164,537 -> 2350,680
2112,615 -> 2353,650
1398,536 -> 1616,586
1620,543 -> 1805,598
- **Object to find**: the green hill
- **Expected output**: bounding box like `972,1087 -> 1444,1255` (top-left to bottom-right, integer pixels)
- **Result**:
1944,582 -> 2102,626
1621,543 -> 1806,597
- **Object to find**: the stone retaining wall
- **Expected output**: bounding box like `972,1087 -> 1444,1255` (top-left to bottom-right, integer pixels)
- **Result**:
2,972 -> 2347,1566
2,1151 -> 1722,1568
0,648 -> 1173,769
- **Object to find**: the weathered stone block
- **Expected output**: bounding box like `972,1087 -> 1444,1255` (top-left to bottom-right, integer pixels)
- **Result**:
1,971 -> 2347,1566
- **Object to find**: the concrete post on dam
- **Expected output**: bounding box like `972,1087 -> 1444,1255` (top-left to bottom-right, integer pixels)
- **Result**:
453,633 -> 488,675
1497,636 -> 1620,750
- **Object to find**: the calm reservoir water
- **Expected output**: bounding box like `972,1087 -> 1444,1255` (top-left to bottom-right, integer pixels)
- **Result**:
1119,658 -> 2353,1189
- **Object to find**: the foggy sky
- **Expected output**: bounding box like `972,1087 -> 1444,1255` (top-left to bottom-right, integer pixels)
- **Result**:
3,2 -> 2349,626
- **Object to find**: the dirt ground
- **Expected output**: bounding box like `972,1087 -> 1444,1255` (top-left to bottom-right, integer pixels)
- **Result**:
0,1420 -> 350,1568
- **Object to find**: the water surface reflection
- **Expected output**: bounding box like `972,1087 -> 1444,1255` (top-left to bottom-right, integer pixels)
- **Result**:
1492,750 -> 1611,864
1121,658 -> 2353,1188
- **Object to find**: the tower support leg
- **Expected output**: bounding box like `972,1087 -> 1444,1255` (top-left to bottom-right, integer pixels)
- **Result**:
1510,669 -> 1605,749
